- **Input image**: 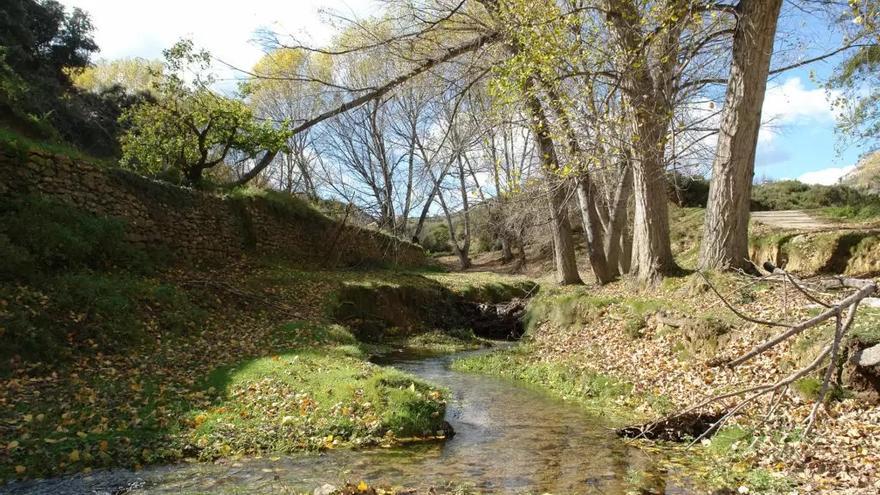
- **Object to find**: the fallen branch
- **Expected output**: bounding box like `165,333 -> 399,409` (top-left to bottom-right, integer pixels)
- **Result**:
629,268 -> 877,444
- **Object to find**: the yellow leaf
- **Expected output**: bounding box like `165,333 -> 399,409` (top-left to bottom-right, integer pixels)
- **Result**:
15,465 -> 26,474
69,449 -> 80,462
7,440 -> 19,449
99,440 -> 109,452
193,413 -> 208,427
357,480 -> 369,492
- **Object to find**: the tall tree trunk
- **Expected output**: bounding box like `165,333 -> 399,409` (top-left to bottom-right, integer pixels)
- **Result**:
699,0 -> 783,271
522,86 -> 583,285
544,85 -> 615,284
575,177 -> 614,284
606,0 -> 682,284
546,180 -> 582,284
630,136 -> 676,284
603,163 -> 632,275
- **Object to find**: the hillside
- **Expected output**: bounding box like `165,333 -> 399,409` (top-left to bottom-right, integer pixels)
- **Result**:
842,150 -> 880,194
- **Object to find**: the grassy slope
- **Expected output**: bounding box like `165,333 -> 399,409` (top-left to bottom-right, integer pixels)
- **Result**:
0,190 -> 533,482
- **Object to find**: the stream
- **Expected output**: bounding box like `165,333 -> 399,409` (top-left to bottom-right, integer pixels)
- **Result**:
4,347 -> 689,495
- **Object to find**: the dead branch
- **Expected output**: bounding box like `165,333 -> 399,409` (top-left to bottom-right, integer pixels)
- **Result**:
654,269 -> 876,444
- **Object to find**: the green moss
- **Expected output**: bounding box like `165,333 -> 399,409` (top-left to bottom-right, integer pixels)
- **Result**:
191,349 -> 447,458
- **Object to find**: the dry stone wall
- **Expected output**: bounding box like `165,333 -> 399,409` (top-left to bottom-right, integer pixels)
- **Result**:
0,149 -> 426,267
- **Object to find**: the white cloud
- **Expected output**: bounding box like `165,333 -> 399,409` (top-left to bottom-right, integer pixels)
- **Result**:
759,77 -> 838,144
61,0 -> 376,85
798,165 -> 855,185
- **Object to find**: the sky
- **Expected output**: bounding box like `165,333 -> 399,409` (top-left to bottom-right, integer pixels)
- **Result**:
60,0 -> 868,185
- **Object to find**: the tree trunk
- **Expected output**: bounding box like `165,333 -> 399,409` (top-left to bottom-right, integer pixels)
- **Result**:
500,236 -> 513,263
604,164 -> 633,275
605,0 -> 681,284
630,141 -> 676,284
522,86 -> 583,285
543,85 -> 615,284
699,0 -> 783,271
546,180 -> 583,284
575,177 -> 614,284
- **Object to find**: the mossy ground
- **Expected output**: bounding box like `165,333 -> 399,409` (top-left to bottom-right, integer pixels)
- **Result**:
0,196 -> 531,483
1,261 -> 523,481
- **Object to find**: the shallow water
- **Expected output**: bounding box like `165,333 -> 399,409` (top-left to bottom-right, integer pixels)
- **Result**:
4,348 -> 689,494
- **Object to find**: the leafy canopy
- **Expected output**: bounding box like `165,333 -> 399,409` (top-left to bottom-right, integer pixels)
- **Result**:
829,1 -> 880,150
119,40 -> 290,186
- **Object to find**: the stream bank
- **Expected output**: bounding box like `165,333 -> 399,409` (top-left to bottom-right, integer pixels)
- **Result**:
456,273 -> 880,494
0,259 -> 533,490
3,348 -> 686,495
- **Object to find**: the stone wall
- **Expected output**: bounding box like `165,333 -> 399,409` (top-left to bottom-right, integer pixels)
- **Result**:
0,149 -> 427,268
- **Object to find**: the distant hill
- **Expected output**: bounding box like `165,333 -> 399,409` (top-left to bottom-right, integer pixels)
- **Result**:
841,150 -> 880,195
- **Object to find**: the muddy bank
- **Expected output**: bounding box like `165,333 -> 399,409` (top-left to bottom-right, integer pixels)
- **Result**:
749,229 -> 880,276
328,279 -> 536,342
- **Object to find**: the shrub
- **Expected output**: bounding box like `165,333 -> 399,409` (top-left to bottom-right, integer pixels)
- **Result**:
421,223 -> 451,253
668,172 -> 710,207
751,180 -> 878,212
0,195 -> 149,280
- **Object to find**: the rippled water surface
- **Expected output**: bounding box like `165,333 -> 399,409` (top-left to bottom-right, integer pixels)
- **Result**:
5,348 -> 690,494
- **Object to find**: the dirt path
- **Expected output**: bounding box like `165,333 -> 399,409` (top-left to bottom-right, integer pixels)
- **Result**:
750,210 -> 836,230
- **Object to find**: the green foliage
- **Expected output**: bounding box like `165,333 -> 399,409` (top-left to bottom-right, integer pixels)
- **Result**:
421,222 -> 451,253
69,57 -> 163,94
0,195 -> 148,280
0,0 -> 145,157
823,203 -> 880,220
751,180 -> 877,211
119,40 -> 290,186
829,40 -> 880,149
668,172 -> 710,207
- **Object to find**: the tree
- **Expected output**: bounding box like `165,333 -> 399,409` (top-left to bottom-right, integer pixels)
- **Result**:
0,0 -> 129,155
698,0 -> 784,271
69,57 -> 162,94
242,48 -> 334,197
118,41 -> 289,186
828,2 -> 880,150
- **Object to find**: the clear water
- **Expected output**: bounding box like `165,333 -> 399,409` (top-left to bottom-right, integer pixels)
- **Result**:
4,348 -> 689,494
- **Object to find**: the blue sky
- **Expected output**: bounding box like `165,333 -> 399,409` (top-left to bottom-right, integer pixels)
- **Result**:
61,0 -> 867,184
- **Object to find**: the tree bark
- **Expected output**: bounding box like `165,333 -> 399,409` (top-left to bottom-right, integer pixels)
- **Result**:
604,163 -> 633,275
543,85 -> 615,284
699,0 -> 783,271
575,177 -> 614,284
522,84 -> 583,285
546,180 -> 582,284
605,0 -> 681,284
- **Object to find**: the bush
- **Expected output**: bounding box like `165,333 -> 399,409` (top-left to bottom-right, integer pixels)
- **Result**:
0,195 -> 149,280
751,180 -> 876,211
668,172 -> 710,207
421,223 -> 451,253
